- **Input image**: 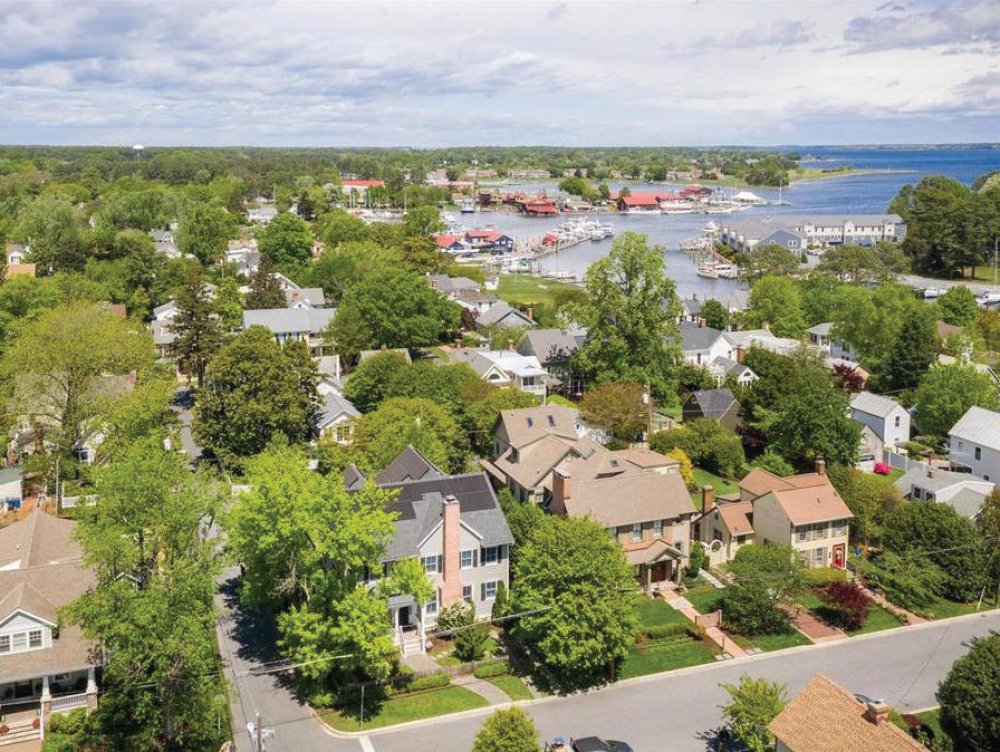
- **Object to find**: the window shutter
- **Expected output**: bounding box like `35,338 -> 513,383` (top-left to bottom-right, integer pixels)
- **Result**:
437,555 -> 443,572
480,583 -> 486,601
474,550 -> 479,567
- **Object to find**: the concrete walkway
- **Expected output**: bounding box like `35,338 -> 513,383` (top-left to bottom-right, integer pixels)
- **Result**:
452,674 -> 512,705
859,584 -> 927,624
400,652 -> 438,673
663,593 -> 748,658
784,605 -> 846,644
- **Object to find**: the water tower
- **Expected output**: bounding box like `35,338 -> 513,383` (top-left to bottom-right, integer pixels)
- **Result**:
132,144 -> 144,160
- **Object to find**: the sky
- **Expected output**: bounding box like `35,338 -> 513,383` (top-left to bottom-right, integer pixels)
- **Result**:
0,0 -> 998,147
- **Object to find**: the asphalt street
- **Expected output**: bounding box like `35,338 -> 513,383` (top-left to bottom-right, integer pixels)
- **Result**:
215,574 -> 1000,752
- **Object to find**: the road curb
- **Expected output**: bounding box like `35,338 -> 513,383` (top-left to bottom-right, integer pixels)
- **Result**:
310,608 -> 999,738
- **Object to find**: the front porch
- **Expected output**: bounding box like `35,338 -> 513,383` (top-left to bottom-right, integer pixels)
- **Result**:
388,595 -> 427,656
623,539 -> 685,594
0,668 -> 97,746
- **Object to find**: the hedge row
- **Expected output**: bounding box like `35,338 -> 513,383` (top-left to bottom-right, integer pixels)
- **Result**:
473,661 -> 511,679
640,623 -> 708,642
389,672 -> 451,696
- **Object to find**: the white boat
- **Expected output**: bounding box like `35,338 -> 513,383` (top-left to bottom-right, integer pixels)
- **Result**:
731,191 -> 768,205
715,263 -> 740,279
660,200 -> 694,215
460,198 -> 476,214
976,291 -> 1000,305
922,287 -> 944,299
696,266 -> 719,279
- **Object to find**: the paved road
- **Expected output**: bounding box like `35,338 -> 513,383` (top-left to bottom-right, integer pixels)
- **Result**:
901,272 -> 1000,294
217,577 -> 1000,752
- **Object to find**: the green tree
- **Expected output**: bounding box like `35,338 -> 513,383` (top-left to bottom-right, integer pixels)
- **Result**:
817,244 -> 898,285
244,255 -> 288,309
649,418 -> 745,478
259,212 -> 314,267
700,299 -> 730,330
316,209 -> 372,246
464,387 -> 539,452
573,232 -> 681,398
579,381 -> 647,442
744,275 -> 806,337
512,516 -> 638,685
96,376 -> 178,463
723,544 -> 807,635
914,363 -> 999,438
856,550 -> 944,613
937,633 -> 1000,751
403,205 -> 446,238
193,328 -> 319,466
882,501 -> 987,602
213,275 -> 243,330
750,450 -> 795,478
329,266 -> 460,360
170,270 -> 224,384
827,465 -> 902,549
2,302 -> 152,462
175,203 -> 232,265
472,707 -> 540,752
12,196 -> 85,273
830,284 -> 919,370
741,243 -> 801,281
491,581 -> 511,624
976,489 -> 1000,604
343,351 -> 412,413
890,176 -> 981,275
352,397 -> 469,474
936,286 -> 980,326
721,675 -> 787,752
769,369 -> 860,468
880,309 -> 940,391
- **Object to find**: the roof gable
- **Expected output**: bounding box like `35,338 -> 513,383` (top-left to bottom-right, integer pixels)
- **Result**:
949,406 -> 1000,449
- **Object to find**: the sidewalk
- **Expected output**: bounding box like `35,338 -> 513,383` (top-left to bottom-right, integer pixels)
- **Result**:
783,605 -> 846,644
452,674 -> 512,705
663,593 -> 748,658
859,584 -> 926,624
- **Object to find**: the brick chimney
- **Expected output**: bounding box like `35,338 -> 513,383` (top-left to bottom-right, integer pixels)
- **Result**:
526,307 -> 534,321
699,317 -> 707,328
551,468 -> 570,514
864,701 -> 890,726
927,467 -> 936,479
815,457 -> 827,476
439,495 -> 462,607
702,485 -> 715,513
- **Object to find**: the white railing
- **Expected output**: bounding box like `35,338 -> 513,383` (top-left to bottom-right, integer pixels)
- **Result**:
50,693 -> 88,713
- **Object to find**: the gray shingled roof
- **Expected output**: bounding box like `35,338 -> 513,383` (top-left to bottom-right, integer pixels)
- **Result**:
343,464 -> 367,492
518,327 -> 586,363
850,391 -> 901,420
378,472 -> 514,561
678,321 -> 724,352
375,445 -> 443,485
949,406 -> 1000,450
477,302 -> 534,328
243,308 -> 335,335
317,393 -> 360,428
688,388 -> 737,419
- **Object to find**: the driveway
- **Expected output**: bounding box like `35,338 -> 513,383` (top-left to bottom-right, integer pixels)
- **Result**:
216,573 -> 1000,752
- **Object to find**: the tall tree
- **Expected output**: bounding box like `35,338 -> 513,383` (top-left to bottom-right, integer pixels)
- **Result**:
2,302 -> 152,461
512,516 -> 638,686
741,243 -> 801,281
744,275 -> 806,337
937,285 -> 981,326
212,274 -> 244,330
880,308 -> 939,391
352,396 -> 469,474
175,203 -> 232,265
193,327 -> 318,467
721,675 -> 787,752
700,299 -> 730,330
579,381 -> 648,442
573,232 -> 681,398
769,368 -> 860,468
343,350 -> 412,413
914,362 -> 1000,438
170,270 -> 224,384
472,707 -> 540,752
976,489 -> 1000,604
402,205 -> 446,238
258,211 -> 314,267
244,255 -> 288,309
12,196 -> 85,273
937,633 -> 1000,750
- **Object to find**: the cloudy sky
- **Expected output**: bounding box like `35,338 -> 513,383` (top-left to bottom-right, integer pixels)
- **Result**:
0,0 -> 998,147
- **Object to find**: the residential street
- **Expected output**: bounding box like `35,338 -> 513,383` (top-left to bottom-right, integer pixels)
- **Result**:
215,577 -> 1000,752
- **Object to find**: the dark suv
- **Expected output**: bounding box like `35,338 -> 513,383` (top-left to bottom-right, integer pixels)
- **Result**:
571,737 -> 634,752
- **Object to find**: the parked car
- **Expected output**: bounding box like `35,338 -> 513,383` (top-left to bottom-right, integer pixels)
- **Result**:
571,737 -> 634,752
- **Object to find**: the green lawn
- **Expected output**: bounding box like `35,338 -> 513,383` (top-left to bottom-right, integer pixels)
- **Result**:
486,674 -> 533,701
684,584 -> 726,615
619,636 -> 719,679
546,394 -> 576,408
922,597 -> 989,620
635,595 -> 689,628
742,631 -> 811,652
690,468 -> 739,510
848,604 -> 904,635
319,686 -> 489,731
497,274 -> 577,307
871,468 -> 904,486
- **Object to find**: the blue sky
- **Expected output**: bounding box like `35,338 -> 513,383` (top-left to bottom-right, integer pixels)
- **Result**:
0,0 -> 997,147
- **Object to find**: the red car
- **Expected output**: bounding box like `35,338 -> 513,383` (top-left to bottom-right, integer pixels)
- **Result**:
874,462 -> 891,475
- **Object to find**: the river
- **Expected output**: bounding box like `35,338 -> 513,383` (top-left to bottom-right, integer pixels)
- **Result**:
459,146 -> 1000,300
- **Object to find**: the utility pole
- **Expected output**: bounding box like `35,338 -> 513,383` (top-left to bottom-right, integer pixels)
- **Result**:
256,712 -> 263,752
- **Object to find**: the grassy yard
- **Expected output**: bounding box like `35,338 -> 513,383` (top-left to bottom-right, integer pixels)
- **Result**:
619,636 -> 719,679
546,394 -> 576,408
486,674 -> 534,701
922,597 -> 993,620
848,604 -> 904,635
736,630 -> 811,652
497,274 -> 577,307
635,595 -> 689,628
870,468 -> 904,486
319,686 -> 489,732
690,468 -> 740,511
683,584 -> 726,615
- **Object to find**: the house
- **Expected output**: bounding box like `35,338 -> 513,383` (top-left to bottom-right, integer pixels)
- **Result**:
738,463 -> 852,569
850,392 -> 910,452
6,244 -> 27,266
453,290 -> 502,316
895,466 -> 995,519
349,449 -> 513,654
285,287 -> 326,309
679,321 -> 734,367
549,447 -> 696,591
723,328 -> 802,359
149,230 -> 181,259
520,198 -> 560,216
769,674 -> 925,752
0,467 -> 24,511
434,235 -> 468,253
517,327 -> 587,396
616,192 -> 669,213
682,389 -> 740,431
426,274 -> 482,300
463,230 -> 514,254
475,302 -> 535,331
442,346 -> 549,399
0,513 -> 100,740
857,425 -> 884,472
710,357 -> 757,388
316,393 -> 360,445
719,215 -> 906,253
340,179 -> 385,199
242,308 -> 336,355
807,323 -> 858,360
948,406 -> 1000,483
693,486 -> 755,568
315,355 -> 344,395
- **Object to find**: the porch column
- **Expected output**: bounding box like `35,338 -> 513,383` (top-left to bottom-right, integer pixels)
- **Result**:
417,604 -> 426,654
645,566 -> 652,594
40,675 -> 51,730
85,667 -> 97,713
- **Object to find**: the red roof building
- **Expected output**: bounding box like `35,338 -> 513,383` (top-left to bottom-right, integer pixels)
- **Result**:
341,179 -> 385,189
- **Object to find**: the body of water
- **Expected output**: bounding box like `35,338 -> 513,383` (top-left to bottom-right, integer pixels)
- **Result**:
463,146 -> 1000,300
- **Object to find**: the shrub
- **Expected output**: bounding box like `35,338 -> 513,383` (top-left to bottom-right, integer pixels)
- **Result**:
436,602 -> 474,636
473,660 -> 511,679
491,581 -> 511,625
453,622 -> 492,662
686,624 -> 709,641
721,584 -> 792,636
805,567 -> 848,587
392,672 -> 451,695
819,582 -> 871,630
687,541 -> 706,577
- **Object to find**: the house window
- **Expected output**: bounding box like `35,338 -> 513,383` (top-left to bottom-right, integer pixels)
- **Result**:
482,546 -> 499,565
335,423 -> 353,443
11,633 -> 26,652
813,548 -> 827,566
975,447 -> 982,461
462,585 -> 473,604
481,581 -> 498,600
894,416 -> 900,428
653,520 -> 663,537
461,550 -> 476,569
426,597 -> 438,616
28,630 -> 41,649
0,635 -> 9,653
630,523 -> 643,541
421,555 -> 440,574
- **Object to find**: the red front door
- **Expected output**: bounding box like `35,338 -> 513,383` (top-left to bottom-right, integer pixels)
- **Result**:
833,543 -> 846,569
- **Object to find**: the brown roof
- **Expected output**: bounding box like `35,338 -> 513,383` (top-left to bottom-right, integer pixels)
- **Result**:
765,485 -> 853,525
560,470 -> 696,528
6,263 -> 36,278
716,500 -> 755,536
622,538 -> 683,565
493,436 -> 598,491
769,674 -> 925,752
0,511 -> 82,569
740,468 -> 829,499
498,405 -> 580,450
615,447 -> 678,471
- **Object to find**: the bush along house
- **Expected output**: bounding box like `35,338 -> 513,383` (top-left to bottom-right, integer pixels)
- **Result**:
346,447 -> 514,655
